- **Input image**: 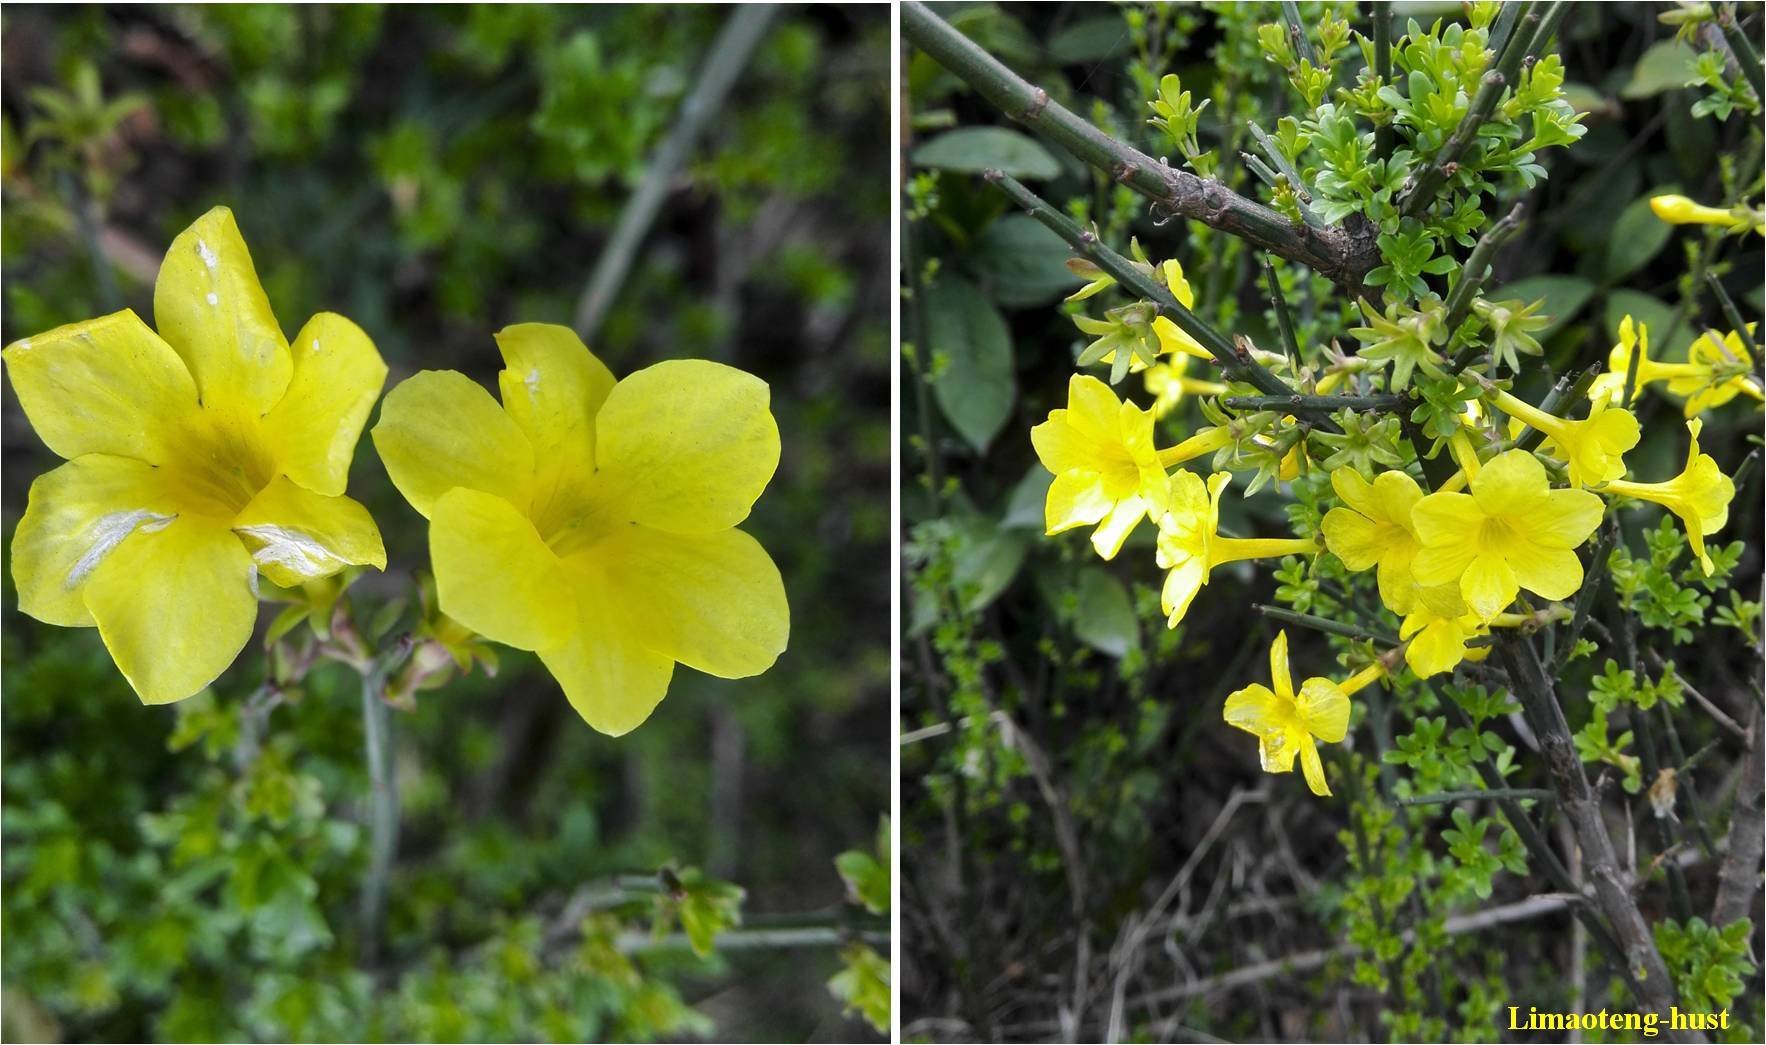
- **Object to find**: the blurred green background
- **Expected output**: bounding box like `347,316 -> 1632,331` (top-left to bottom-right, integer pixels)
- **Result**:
1,4 -> 890,1041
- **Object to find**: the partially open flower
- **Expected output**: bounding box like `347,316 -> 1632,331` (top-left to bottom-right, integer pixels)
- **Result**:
1411,450 -> 1604,622
1223,630 -> 1366,797
1032,374 -> 1171,559
1399,584 -> 1489,679
5,206 -> 387,705
1156,471 -> 1314,628
1601,419 -> 1735,575
1488,383 -> 1639,489
372,323 -> 788,735
1143,352 -> 1226,418
1670,326 -> 1764,416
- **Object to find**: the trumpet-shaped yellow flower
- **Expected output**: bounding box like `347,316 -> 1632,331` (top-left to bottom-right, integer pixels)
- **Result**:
1032,374 -> 1171,559
1488,383 -> 1638,488
3,207 -> 387,704
1320,467 -> 1424,614
1411,450 -> 1604,622
1670,326 -> 1764,416
371,323 -> 788,735
1144,352 -> 1227,418
1399,584 -> 1490,679
1223,631 -> 1362,797
1155,471 -> 1314,627
1649,194 -> 1763,236
1602,419 -> 1735,575
1590,316 -> 1689,406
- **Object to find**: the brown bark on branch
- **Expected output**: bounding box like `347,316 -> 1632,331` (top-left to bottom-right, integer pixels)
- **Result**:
901,1 -> 1382,294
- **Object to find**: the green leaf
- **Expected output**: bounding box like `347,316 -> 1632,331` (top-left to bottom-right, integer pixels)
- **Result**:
949,513 -> 1029,612
927,273 -> 1016,451
1604,192 -> 1676,282
1487,275 -> 1595,337
968,214 -> 1084,308
835,851 -> 889,915
1071,567 -> 1140,658
1047,15 -> 1131,64
912,126 -> 1062,180
1000,465 -> 1054,530
1622,39 -> 1700,100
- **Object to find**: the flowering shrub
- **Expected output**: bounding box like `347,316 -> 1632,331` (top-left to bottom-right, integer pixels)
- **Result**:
903,2 -> 1761,1040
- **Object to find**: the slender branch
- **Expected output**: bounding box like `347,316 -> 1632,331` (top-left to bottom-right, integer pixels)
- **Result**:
1495,634 -> 1693,1029
1253,603 -> 1399,645
618,924 -> 888,955
1397,788 -> 1555,806
573,5 -> 777,339
1445,203 -> 1526,337
1400,2 -> 1544,217
1370,2 -> 1394,161
359,667 -> 398,967
1714,705 -> 1764,927
1705,271 -> 1760,364
1716,2 -> 1765,105
1261,255 -> 1303,372
987,172 -> 1341,429
901,0 -> 1381,292
1225,392 -> 1404,412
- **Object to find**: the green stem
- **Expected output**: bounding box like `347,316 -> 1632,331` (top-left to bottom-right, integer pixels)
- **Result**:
1397,788 -> 1555,807
1716,2 -> 1765,105
573,5 -> 777,339
1704,270 -> 1759,364
899,0 -> 1380,291
1400,2 -> 1544,217
1223,392 -> 1404,412
1253,603 -> 1400,646
359,667 -> 399,967
1445,203 -> 1526,342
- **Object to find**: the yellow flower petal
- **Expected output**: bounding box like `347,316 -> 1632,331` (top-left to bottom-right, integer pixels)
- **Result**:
2,310 -> 199,464
493,323 -> 616,531
1298,678 -> 1349,743
1460,553 -> 1518,622
1044,470 -> 1113,535
263,313 -> 388,497
1411,541 -> 1476,588
372,369 -> 535,518
1161,556 -> 1207,627
1223,683 -> 1281,735
1404,617 -> 1473,679
1321,506 -> 1383,570
1505,541 -> 1583,602
1374,548 -> 1419,615
1090,494 -> 1146,560
592,526 -> 789,679
540,591 -> 674,736
153,206 -> 292,417
1299,735 -> 1331,796
82,517 -> 257,705
1518,487 -> 1604,548
593,359 -> 779,535
11,454 -> 180,627
1063,374 -> 1122,441
1469,450 -> 1550,518
429,487 -> 576,652
1269,629 -> 1293,702
1261,731 -> 1301,774
1411,491 -> 1484,550
233,476 -> 387,588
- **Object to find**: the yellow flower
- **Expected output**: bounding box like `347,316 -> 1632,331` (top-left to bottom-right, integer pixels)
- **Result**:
1151,259 -> 1209,359
3,207 -> 387,704
1143,352 -> 1227,418
1222,631 -> 1360,797
1590,315 -> 1690,406
1031,374 -> 1171,559
1670,326 -> 1764,416
1399,584 -> 1489,679
1155,471 -> 1314,627
1602,419 -> 1735,575
1320,467 -> 1424,614
1487,383 -> 1639,488
371,323 -> 788,735
1649,193 -> 1763,236
1411,450 -> 1604,622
